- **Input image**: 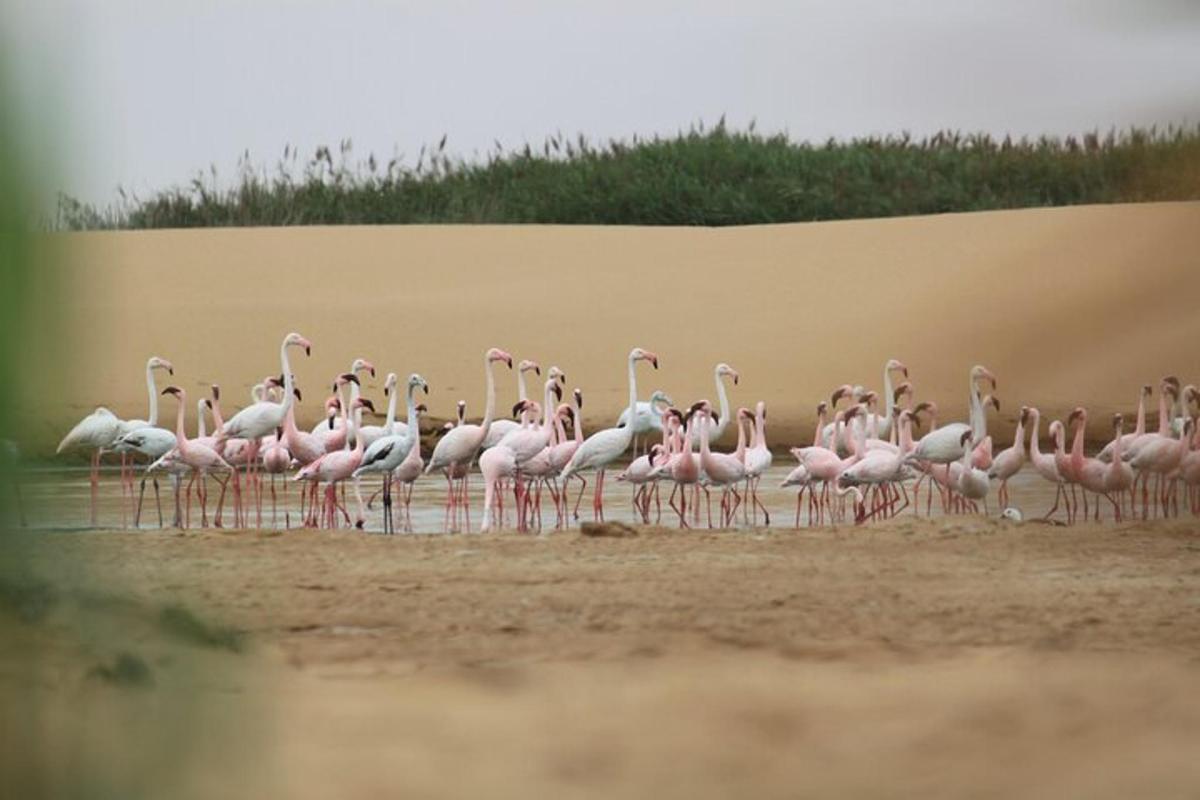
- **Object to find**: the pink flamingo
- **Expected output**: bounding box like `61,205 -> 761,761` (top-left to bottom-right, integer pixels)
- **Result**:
1130,413 -> 1191,519
987,406 -> 1029,509
1026,407 -> 1066,521
696,404 -> 747,527
742,401 -> 772,525
294,397 -> 375,528
426,348 -> 514,529
158,386 -> 234,528
1102,414 -> 1134,520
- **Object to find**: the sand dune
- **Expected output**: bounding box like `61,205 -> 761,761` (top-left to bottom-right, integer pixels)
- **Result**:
27,201 -> 1200,456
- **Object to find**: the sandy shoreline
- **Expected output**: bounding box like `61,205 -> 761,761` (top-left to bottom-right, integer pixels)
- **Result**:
23,201 -> 1200,457
6,519 -> 1200,797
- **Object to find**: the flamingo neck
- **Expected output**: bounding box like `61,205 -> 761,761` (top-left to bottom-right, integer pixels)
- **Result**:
211,395 -> 226,430
1111,424 -> 1123,462
145,361 -> 160,426
1028,411 -> 1042,458
734,416 -> 747,460
813,409 -> 825,448
713,369 -> 730,441
383,382 -> 399,435
1134,393 -> 1147,436
197,400 -> 207,439
880,367 -> 895,437
403,385 -> 420,447
174,394 -> 188,450
479,355 -> 498,439
624,355 -> 638,440
1070,415 -> 1086,466
968,374 -> 984,444
279,341 -> 296,417
1157,392 -> 1170,436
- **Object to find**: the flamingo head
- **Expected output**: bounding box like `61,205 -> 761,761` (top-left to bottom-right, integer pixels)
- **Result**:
1142,384 -> 1153,397
1112,413 -> 1123,433
816,400 -> 828,416
548,379 -> 563,402
648,390 -> 672,410
1048,419 -> 1064,442
284,333 -> 312,356
632,348 -> 659,369
438,421 -> 454,436
488,348 -> 514,368
1163,375 -> 1180,390
148,356 -> 174,375
352,398 -> 376,415
557,403 -> 574,423
1068,407 -> 1086,426
913,400 -> 937,419
204,398 -> 213,410
335,372 -> 360,388
351,358 -> 376,378
292,387 -> 302,402
518,359 -> 541,375
456,400 -> 467,422
573,388 -> 583,410
737,406 -> 753,421
843,406 -> 862,423
161,385 -> 183,399
512,399 -> 533,419
983,395 -> 1001,413
1184,385 -> 1199,407
757,400 -> 767,419
716,362 -> 738,384
407,373 -> 429,396
547,365 -> 565,384
959,429 -> 973,448
893,382 -> 913,403
886,358 -> 908,378
860,390 -> 878,409
830,384 -> 854,407
382,372 -> 398,396
415,403 -> 428,415
1019,406 -> 1030,426
971,365 -> 997,390
211,384 -> 221,402
899,409 -> 920,430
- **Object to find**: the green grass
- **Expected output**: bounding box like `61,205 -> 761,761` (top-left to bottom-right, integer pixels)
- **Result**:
57,121 -> 1200,230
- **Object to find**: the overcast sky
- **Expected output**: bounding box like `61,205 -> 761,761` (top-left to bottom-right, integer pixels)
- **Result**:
5,0 -> 1200,206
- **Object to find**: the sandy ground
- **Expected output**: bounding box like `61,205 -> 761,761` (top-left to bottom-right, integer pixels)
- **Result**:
6,519 -> 1200,798
24,201 -> 1200,456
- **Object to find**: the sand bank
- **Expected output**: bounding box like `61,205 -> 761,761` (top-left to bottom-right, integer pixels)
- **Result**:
27,201 -> 1200,456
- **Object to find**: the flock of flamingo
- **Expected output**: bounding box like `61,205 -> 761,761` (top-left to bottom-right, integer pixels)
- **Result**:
52,332 -> 1200,533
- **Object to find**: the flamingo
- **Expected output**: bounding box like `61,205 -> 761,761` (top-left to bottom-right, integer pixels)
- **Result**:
949,429 -> 991,514
1027,407 -> 1066,521
425,347 -> 513,528
1102,414 -> 1134,520
354,373 -> 429,534
219,332 -> 310,442
1130,413 -> 1191,519
153,386 -> 234,528
838,409 -> 917,521
560,348 -> 659,521
819,359 -> 907,451
987,406 -> 1029,509
906,365 -> 996,464
742,401 -> 772,525
1067,408 -> 1120,522
649,409 -> 701,527
295,397 -> 375,528
696,404 -> 746,527
548,388 -> 586,521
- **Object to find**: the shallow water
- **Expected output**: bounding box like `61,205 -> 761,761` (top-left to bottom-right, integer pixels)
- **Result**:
9,462 -> 1079,534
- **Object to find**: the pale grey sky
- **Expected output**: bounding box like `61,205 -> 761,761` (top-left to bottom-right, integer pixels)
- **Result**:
5,0 -> 1199,206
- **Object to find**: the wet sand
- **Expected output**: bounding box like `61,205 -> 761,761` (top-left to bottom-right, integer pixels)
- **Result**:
8,518 -> 1200,798
26,201 -> 1200,457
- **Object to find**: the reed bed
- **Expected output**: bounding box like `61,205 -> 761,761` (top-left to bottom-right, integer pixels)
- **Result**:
56,121 -> 1200,229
